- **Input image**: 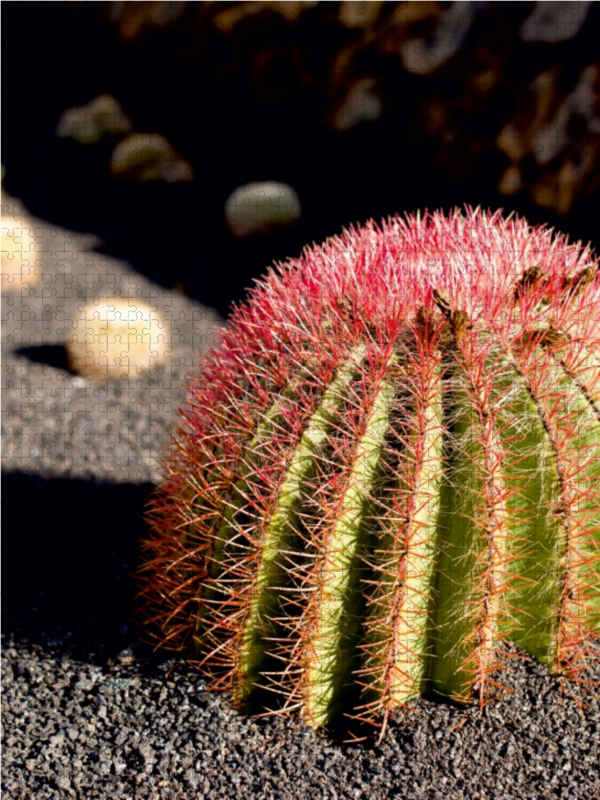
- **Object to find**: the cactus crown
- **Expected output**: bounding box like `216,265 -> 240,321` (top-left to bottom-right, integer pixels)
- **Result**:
139,207 -> 600,737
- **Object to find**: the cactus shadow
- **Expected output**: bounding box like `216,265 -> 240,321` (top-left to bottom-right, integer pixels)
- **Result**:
241,681 -> 385,748
14,344 -> 76,374
1,471 -> 155,664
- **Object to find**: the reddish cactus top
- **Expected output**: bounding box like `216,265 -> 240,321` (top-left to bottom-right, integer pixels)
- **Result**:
180,207 -> 599,432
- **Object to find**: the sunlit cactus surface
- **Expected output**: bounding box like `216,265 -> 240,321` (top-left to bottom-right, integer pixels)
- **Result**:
139,208 -> 600,734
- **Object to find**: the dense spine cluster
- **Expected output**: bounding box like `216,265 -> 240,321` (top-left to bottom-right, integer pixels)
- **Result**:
139,208 -> 600,735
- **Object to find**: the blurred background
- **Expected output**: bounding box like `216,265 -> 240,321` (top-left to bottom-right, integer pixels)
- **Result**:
2,0 -> 600,659
3,0 -> 599,318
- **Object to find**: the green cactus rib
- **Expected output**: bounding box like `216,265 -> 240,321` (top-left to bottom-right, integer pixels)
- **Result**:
194,385 -> 297,642
234,343 -> 367,702
207,382 -> 300,583
302,349 -> 399,728
429,347 -> 512,702
431,341 -> 600,699
552,345 -> 600,637
500,347 -> 600,665
542,352 -> 600,636
490,352 -> 564,669
359,355 -> 445,715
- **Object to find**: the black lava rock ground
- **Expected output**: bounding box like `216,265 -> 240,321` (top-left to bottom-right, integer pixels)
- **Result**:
3,636 -> 600,800
3,207 -> 600,800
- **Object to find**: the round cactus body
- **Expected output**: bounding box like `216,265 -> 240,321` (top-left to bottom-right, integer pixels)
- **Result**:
139,208 -> 600,734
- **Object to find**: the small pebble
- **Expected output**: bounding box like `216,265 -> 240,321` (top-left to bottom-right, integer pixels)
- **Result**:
66,298 -> 172,382
117,648 -> 136,666
224,181 -> 301,238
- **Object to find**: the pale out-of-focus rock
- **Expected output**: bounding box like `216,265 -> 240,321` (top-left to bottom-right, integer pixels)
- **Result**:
109,133 -> 194,183
519,1 -> 592,44
56,94 -> 133,144
379,2 -> 441,55
400,1 -> 477,76
110,133 -> 194,182
1,215 -> 41,291
224,181 -> 301,238
67,299 -> 172,382
332,77 -> 382,131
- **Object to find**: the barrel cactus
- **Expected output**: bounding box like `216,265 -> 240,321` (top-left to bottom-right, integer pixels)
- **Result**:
139,207 -> 600,736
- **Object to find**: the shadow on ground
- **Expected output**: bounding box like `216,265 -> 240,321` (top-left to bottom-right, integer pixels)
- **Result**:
14,345 -> 77,375
0,471 -> 386,742
2,472 -> 155,663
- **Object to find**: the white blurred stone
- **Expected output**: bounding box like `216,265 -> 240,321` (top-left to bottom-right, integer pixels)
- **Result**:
224,181 -> 301,238
67,299 -> 172,382
1,215 -> 41,291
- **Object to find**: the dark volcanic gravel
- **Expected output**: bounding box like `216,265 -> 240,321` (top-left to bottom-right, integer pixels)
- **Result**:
3,639 -> 600,800
2,204 -> 600,800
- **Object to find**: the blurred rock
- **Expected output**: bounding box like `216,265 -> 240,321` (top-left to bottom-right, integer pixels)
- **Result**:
224,181 -> 301,237
497,164 -> 523,196
110,133 -> 194,182
338,1 -> 385,30
531,146 -> 598,216
66,298 -> 172,382
519,1 -> 593,44
103,0 -> 188,42
1,214 -> 41,291
213,1 -> 318,33
399,0 -> 477,76
116,647 -> 136,666
378,2 -> 443,56
56,94 -> 133,144
331,77 -> 382,131
496,70 -> 560,164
